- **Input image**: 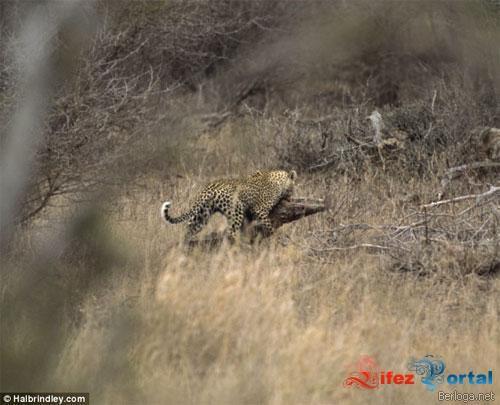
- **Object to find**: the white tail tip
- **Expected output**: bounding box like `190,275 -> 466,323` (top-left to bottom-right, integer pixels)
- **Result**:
161,201 -> 172,223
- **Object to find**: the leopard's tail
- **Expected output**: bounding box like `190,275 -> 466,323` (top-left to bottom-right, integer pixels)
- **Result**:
161,201 -> 193,224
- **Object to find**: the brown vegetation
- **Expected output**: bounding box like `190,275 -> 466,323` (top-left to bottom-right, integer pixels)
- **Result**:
1,1 -> 499,404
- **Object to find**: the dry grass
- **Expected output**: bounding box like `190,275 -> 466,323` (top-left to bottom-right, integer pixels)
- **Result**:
1,2 -> 499,404
3,164 -> 498,404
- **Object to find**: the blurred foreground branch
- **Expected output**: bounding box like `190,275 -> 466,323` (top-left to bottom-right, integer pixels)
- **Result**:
0,1 -> 94,246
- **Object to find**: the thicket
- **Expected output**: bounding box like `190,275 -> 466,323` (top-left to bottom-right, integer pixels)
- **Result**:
1,0 -> 498,222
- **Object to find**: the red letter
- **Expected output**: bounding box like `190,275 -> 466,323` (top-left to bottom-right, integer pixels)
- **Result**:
386,371 -> 393,384
405,374 -> 415,384
394,374 -> 404,384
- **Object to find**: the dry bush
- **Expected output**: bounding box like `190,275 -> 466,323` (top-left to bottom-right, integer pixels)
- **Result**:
3,0 -> 498,223
266,74 -> 497,180
1,0 -> 295,224
103,0 -> 292,89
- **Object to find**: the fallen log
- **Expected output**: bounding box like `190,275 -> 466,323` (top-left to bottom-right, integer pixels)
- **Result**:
267,197 -> 326,227
188,196 -> 326,249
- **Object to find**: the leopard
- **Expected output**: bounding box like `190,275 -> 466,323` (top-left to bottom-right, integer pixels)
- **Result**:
161,170 -> 297,242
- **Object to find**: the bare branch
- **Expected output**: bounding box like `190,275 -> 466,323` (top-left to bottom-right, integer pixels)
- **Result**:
423,185 -> 500,209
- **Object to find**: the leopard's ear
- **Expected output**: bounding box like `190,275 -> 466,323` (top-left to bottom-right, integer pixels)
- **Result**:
289,170 -> 297,181
253,170 -> 263,176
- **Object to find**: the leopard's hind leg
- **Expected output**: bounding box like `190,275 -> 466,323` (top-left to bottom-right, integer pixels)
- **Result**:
184,204 -> 211,243
226,201 -> 245,242
214,192 -> 244,242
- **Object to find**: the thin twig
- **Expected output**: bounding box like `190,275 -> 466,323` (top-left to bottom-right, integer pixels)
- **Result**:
310,243 -> 391,252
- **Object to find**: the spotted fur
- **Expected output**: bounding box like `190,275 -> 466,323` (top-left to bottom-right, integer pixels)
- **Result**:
161,170 -> 297,242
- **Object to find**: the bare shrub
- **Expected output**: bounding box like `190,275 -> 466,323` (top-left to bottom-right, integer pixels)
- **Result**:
271,75 -> 497,179
102,0 -> 292,90
3,0 -> 498,225
2,0 -> 297,224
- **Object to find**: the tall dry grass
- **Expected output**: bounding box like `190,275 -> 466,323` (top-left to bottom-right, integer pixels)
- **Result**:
1,2 -> 499,404
2,165 -> 498,404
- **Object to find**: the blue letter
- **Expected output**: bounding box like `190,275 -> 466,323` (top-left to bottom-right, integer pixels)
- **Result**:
408,355 -> 446,391
447,374 -> 458,384
468,372 -> 475,384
